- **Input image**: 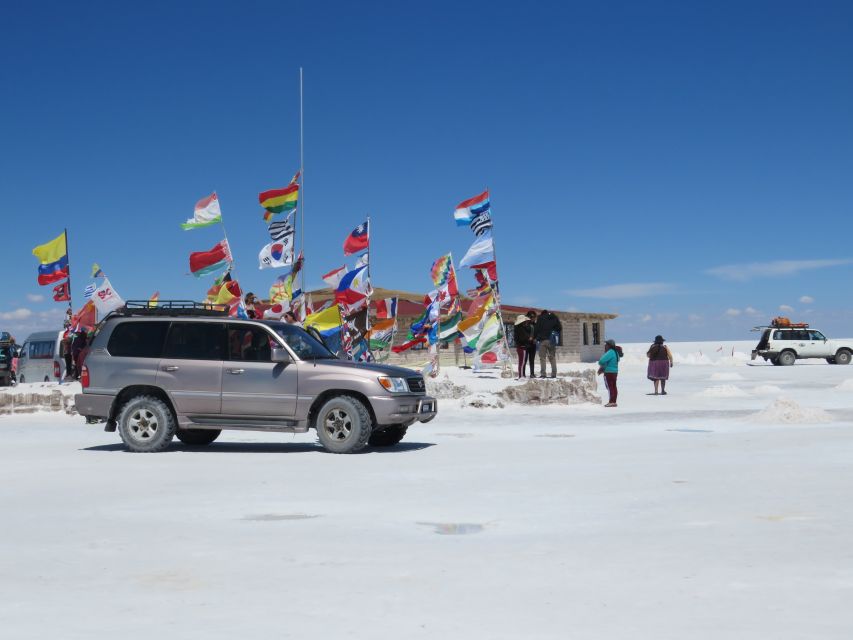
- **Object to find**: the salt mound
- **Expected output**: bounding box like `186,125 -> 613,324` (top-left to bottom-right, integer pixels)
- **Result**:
836,379 -> 853,391
460,393 -> 504,409
499,377 -> 600,405
753,384 -> 783,395
710,372 -> 744,381
752,398 -> 832,424
425,376 -> 470,399
697,384 -> 749,398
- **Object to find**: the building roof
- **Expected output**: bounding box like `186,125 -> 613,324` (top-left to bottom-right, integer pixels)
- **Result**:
307,287 -> 617,320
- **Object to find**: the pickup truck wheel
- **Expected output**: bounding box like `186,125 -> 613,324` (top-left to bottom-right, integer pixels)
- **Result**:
369,425 -> 408,447
316,395 -> 372,454
117,395 -> 177,453
778,350 -> 796,366
176,428 -> 221,446
835,350 -> 852,365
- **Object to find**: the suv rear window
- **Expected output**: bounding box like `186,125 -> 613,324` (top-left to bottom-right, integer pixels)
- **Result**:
108,322 -> 169,358
163,322 -> 225,360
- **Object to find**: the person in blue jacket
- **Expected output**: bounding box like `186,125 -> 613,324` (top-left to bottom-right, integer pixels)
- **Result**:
597,339 -> 621,407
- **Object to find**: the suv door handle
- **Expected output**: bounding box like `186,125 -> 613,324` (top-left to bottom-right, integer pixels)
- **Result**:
227,368 -> 245,375
162,365 -> 180,372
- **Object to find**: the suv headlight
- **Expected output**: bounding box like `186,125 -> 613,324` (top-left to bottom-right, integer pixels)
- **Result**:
378,376 -> 408,393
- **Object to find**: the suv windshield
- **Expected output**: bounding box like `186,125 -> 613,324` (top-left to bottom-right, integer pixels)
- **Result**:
270,323 -> 337,360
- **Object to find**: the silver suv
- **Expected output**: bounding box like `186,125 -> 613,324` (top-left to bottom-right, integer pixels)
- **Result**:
74,303 -> 437,453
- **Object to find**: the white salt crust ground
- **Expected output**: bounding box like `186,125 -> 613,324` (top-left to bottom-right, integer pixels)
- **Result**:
1,341 -> 852,639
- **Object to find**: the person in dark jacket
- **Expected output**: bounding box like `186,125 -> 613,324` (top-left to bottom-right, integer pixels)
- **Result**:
70,332 -> 88,380
525,310 -> 538,378
513,314 -> 535,379
534,309 -> 562,378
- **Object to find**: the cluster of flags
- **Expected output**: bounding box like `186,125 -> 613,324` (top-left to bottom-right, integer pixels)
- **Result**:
30,177 -> 504,369
387,189 -> 506,368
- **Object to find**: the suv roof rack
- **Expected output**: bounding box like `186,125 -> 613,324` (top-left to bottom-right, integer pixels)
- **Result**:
116,300 -> 230,317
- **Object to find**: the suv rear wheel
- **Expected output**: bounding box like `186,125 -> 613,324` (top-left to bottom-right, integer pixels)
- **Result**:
316,395 -> 372,454
117,395 -> 177,452
778,350 -> 796,366
835,349 -> 852,365
369,425 -> 408,447
176,428 -> 221,446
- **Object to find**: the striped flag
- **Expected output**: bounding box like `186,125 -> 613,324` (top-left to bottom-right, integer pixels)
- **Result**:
374,297 -> 398,319
83,283 -> 96,299
268,214 -> 294,242
470,210 -> 492,236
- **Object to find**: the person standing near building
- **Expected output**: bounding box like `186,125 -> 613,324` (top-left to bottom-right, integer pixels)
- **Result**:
513,314 -> 534,380
525,310 -> 538,378
598,339 -> 621,407
534,309 -> 561,378
646,335 -> 673,395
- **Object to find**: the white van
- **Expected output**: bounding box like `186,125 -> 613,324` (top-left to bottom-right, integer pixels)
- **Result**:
18,330 -> 64,383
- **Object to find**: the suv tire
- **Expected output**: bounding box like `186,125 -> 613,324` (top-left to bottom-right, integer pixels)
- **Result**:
778,350 -> 796,366
369,425 -> 408,447
835,349 -> 852,365
117,395 -> 177,453
176,427 -> 221,446
316,395 -> 372,454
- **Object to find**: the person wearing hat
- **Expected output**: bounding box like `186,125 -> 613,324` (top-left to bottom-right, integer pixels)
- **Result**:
597,338 -> 621,407
646,335 -> 673,395
513,314 -> 535,380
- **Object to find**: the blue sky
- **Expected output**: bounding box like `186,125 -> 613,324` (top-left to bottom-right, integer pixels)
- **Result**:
2,0 -> 852,342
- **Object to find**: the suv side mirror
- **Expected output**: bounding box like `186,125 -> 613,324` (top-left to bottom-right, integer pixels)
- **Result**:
271,347 -> 292,363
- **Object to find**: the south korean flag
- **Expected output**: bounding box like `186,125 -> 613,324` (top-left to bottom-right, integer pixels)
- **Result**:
469,209 -> 493,236
258,233 -> 294,269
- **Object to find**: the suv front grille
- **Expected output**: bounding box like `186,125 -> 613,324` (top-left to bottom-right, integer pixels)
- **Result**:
407,377 -> 426,393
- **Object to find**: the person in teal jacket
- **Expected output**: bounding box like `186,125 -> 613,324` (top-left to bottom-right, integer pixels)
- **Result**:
598,339 -> 621,407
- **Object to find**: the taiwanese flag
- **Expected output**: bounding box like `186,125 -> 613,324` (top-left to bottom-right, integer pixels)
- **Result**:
343,221 -> 369,256
52,280 -> 70,302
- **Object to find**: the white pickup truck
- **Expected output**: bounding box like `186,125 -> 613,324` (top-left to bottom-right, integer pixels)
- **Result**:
752,326 -> 853,366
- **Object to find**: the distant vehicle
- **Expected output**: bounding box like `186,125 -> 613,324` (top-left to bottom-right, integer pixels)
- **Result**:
74,301 -> 437,453
0,333 -> 15,386
752,318 -> 853,366
17,330 -> 64,383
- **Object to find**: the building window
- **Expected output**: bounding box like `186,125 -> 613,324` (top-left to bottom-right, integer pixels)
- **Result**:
582,322 -> 589,346
592,322 -> 600,345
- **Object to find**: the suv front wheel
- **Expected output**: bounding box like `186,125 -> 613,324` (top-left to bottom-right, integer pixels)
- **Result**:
117,395 -> 177,453
316,395 -> 372,454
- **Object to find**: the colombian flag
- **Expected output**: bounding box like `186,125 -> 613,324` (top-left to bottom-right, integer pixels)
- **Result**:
33,232 -> 69,286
